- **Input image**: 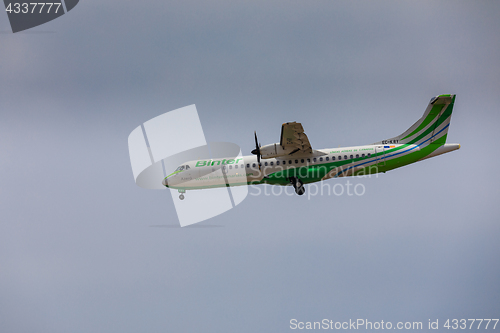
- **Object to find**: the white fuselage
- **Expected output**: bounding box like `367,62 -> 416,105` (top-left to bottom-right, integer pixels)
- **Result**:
164,144 -> 404,190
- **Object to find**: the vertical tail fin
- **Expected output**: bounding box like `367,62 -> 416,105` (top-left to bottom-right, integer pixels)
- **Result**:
375,94 -> 455,146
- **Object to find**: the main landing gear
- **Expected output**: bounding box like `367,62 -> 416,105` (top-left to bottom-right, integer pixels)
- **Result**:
289,177 -> 305,196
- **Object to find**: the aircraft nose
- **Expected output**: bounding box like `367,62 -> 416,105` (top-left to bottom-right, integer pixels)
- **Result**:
162,178 -> 168,187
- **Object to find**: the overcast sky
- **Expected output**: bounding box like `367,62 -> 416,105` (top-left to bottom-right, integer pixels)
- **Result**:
1,1 -> 499,332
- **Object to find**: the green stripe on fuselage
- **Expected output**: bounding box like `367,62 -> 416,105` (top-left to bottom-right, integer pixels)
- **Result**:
356,135 -> 447,175
264,152 -> 385,185
264,135 -> 447,184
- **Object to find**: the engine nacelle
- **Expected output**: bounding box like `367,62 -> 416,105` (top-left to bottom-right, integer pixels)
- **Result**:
259,143 -> 295,159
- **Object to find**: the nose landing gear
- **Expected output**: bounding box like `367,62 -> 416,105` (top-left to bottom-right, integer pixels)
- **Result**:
178,189 -> 186,200
289,177 -> 305,196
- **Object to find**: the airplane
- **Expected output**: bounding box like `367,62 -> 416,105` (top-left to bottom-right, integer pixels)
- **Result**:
162,94 -> 460,200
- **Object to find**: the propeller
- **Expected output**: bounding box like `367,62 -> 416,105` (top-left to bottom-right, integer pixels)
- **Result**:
251,131 -> 261,169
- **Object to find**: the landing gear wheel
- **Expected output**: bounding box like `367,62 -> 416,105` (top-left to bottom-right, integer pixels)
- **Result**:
296,186 -> 305,196
289,177 -> 305,196
179,194 -> 185,200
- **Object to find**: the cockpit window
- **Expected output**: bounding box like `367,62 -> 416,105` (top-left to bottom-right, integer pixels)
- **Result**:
175,164 -> 191,171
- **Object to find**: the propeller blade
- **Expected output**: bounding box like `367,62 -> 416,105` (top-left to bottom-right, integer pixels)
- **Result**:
252,131 -> 261,170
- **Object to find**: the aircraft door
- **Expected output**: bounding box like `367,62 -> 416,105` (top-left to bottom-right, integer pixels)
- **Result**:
375,146 -> 386,167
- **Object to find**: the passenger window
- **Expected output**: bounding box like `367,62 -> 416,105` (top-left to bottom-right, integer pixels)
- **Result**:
320,157 -> 323,162
276,161 -> 280,165
326,157 -> 329,161
361,154 -> 365,158
301,159 -> 304,163
229,165 -> 232,169
265,162 -> 268,166
235,165 -> 238,169
338,155 -> 341,160
241,164 -> 244,168
344,155 -> 347,160
332,156 -> 336,161
252,163 -> 256,167
313,158 -> 317,162
307,158 -> 310,163
270,161 -> 274,166
350,155 -> 353,159
246,164 -> 250,168
368,153 -> 371,157
356,154 -> 359,159
295,160 -> 299,164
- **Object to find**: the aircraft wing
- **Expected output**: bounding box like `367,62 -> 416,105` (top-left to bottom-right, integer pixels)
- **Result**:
280,122 -> 312,154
